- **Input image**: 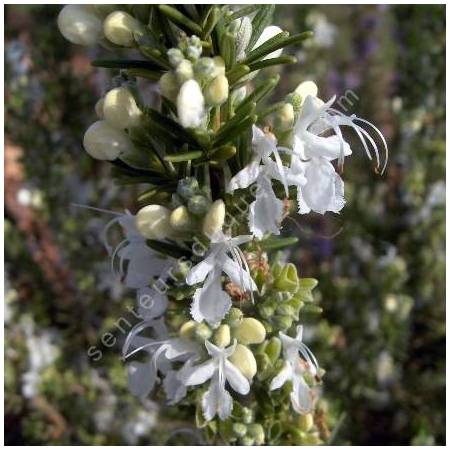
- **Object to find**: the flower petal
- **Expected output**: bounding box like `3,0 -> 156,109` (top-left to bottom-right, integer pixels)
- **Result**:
290,375 -> 314,415
186,251 -> 217,285
180,359 -> 216,386
224,360 -> 250,395
270,360 -> 293,390
201,376 -> 233,421
228,159 -> 261,192
163,370 -> 187,405
137,287 -> 168,320
221,256 -> 256,292
127,360 -> 157,398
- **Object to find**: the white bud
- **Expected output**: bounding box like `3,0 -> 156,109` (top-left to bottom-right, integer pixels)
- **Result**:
136,205 -> 173,240
95,97 -> 105,119
167,48 -> 184,68
235,17 -> 252,61
176,80 -> 205,129
159,71 -> 179,103
175,59 -> 194,84
253,25 -> 284,59
229,344 -> 257,380
83,120 -> 134,160
103,11 -> 143,47
103,87 -> 142,129
169,206 -> 194,230
204,75 -> 229,107
57,5 -> 103,46
295,80 -> 318,104
212,56 -> 226,77
275,103 -> 295,131
202,199 -> 225,237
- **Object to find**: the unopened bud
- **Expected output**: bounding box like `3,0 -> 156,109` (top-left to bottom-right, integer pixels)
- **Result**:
103,87 -> 142,129
232,423 -> 247,438
83,120 -> 134,160
179,320 -> 197,339
229,344 -> 257,380
103,11 -> 144,47
177,80 -> 205,129
194,57 -> 216,81
95,97 -> 105,119
194,322 -> 212,342
186,45 -> 202,61
175,59 -> 194,84
265,337 -> 282,363
298,413 -> 314,432
57,5 -> 103,46
233,318 -> 266,345
295,80 -> 318,105
273,315 -> 293,330
135,205 -> 173,240
167,48 -> 184,68
226,307 -> 243,328
276,303 -> 296,317
159,71 -> 179,103
204,75 -> 229,106
275,103 -> 295,131
213,324 -> 231,348
274,263 -> 299,293
170,206 -> 194,230
202,199 -> 225,237
212,56 -> 226,77
241,407 -> 254,424
177,177 -> 200,200
188,195 -> 210,216
247,424 -> 265,445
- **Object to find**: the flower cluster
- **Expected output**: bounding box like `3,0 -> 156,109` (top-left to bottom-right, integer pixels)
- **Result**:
58,4 -> 388,445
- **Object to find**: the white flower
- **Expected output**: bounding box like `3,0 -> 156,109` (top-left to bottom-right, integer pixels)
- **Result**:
180,340 -> 250,421
270,326 -> 319,415
186,232 -> 256,327
102,210 -> 174,289
137,287 -> 168,320
123,319 -> 199,399
177,79 -> 205,129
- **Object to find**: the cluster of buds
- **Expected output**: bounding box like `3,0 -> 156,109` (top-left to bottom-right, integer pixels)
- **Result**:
160,36 -> 229,129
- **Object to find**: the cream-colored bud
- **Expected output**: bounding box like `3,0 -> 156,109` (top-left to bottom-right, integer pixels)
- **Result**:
103,11 -> 144,47
212,56 -> 226,77
95,97 -> 104,119
169,206 -> 194,230
233,318 -> 266,345
159,71 -> 179,103
298,413 -> 314,432
275,103 -> 295,131
295,80 -> 318,104
179,320 -> 197,339
175,59 -> 194,84
229,344 -> 257,380
204,75 -> 229,106
83,120 -> 134,160
213,324 -> 231,348
103,87 -> 142,129
202,199 -> 225,237
136,205 -> 173,240
57,5 -> 103,46
177,80 -> 205,129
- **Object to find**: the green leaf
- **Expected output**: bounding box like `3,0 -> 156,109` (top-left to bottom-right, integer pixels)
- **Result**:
202,6 -> 221,39
138,46 -> 171,70
248,55 -> 297,72
213,114 -> 257,147
226,64 -> 250,85
126,68 -> 164,81
248,5 -> 276,50
228,5 -> 261,21
158,5 -> 202,34
222,31 -> 236,69
243,31 -> 289,64
239,75 -> 280,108
146,239 -> 192,259
259,236 -> 299,251
164,150 -> 203,162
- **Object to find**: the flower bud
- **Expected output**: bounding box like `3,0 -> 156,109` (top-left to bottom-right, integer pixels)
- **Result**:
273,315 -> 293,330
230,344 -> 257,380
212,56 -> 226,77
188,195 -> 210,216
177,79 -> 205,129
103,87 -> 142,129
194,322 -> 212,342
265,337 -> 282,363
258,304 -> 275,319
241,407 -> 254,424
169,206 -> 194,230
298,413 -> 314,432
57,5 -> 103,46
103,11 -> 144,47
295,80 -> 318,104
212,324 -> 231,348
95,97 -> 105,119
83,120 -> 134,160
204,75 -> 229,107
179,320 -> 197,339
247,424 -> 265,445
194,57 -> 216,81
202,199 -> 225,237
226,307 -> 243,328
186,45 -> 202,61
175,59 -> 194,84
167,48 -> 184,68
235,17 -> 252,61
274,263 -> 299,293
276,303 -> 296,317
275,103 -> 295,131
233,318 -> 266,345
159,71 -> 179,103
286,92 -> 303,113
232,423 -> 247,438
177,177 -> 199,200
135,205 -> 173,240
240,436 -> 255,446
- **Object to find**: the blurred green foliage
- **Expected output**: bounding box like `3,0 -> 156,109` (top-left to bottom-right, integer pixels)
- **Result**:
5,4 -> 445,445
